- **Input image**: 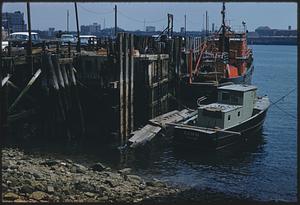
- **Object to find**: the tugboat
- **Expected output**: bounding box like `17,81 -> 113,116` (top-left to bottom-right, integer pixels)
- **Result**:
172,84 -> 270,151
180,2 -> 254,107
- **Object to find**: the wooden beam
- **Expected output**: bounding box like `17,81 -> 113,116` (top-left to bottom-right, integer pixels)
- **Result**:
168,122 -> 241,135
8,69 -> 41,113
1,74 -> 10,87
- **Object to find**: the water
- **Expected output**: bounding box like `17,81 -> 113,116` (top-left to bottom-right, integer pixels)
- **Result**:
125,45 -> 297,202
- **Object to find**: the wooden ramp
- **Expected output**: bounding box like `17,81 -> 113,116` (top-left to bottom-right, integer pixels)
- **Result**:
149,109 -> 197,128
128,109 -> 196,148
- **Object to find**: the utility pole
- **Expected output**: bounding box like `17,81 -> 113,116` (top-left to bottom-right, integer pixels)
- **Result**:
114,5 -> 117,37
67,10 -> 69,32
26,0 -> 33,74
205,10 -> 208,36
202,14 -> 205,33
74,2 -> 81,52
184,14 -> 186,37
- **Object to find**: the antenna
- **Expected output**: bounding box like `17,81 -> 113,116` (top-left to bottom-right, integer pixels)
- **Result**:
184,14 -> 186,37
67,10 -> 69,32
114,5 -> 117,36
205,10 -> 208,36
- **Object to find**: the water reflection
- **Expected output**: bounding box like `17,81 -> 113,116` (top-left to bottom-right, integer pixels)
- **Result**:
121,128 -> 267,171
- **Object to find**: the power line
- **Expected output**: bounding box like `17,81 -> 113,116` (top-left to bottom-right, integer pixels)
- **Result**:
118,9 -> 165,24
270,101 -> 296,119
78,4 -> 113,15
269,87 -> 297,119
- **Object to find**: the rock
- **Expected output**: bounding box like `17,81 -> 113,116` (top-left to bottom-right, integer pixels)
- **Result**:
104,179 -> 118,188
127,175 -> 142,183
146,180 -> 166,187
118,168 -> 132,175
20,184 -> 34,194
73,164 -> 87,173
91,163 -> 106,172
74,181 -> 96,192
29,191 -> 48,201
3,192 -> 20,200
40,160 -> 59,166
97,196 -> 109,201
31,170 -> 43,179
47,185 -> 55,193
14,199 -> 28,202
85,192 -> 95,197
2,161 -> 11,170
31,181 -> 45,192
70,167 -> 77,173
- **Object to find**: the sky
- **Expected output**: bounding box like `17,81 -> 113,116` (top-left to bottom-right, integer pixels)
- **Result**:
2,2 -> 298,32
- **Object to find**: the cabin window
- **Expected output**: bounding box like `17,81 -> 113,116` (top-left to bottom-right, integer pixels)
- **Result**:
228,115 -> 231,121
230,96 -> 239,104
222,92 -> 230,101
238,111 -> 240,117
203,110 -> 222,119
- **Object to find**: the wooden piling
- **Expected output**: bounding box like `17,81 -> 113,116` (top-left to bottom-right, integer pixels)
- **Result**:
118,33 -> 124,145
26,1 -> 33,75
124,33 -> 129,140
129,34 -> 134,132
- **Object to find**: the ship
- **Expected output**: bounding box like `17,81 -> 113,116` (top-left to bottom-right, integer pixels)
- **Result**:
171,84 -> 270,151
180,2 -> 254,108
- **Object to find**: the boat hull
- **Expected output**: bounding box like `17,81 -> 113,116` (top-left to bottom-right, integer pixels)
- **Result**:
173,107 -> 268,151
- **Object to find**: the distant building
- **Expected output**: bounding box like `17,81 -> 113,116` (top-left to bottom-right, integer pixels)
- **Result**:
255,26 -> 296,37
81,23 -> 101,35
2,11 -> 27,33
48,27 -> 55,37
288,25 -> 291,30
180,27 -> 185,33
146,26 -> 155,32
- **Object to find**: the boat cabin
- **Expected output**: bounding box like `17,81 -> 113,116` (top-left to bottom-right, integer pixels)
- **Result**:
197,84 -> 257,129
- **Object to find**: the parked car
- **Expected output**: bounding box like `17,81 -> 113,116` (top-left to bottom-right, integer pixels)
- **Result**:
60,34 -> 77,45
8,32 -> 42,47
2,40 -> 8,51
80,35 -> 97,45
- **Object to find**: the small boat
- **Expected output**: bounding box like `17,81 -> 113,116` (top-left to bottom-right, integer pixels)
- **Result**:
171,84 -> 270,151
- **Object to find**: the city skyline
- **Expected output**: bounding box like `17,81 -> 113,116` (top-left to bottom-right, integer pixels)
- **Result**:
2,2 -> 297,32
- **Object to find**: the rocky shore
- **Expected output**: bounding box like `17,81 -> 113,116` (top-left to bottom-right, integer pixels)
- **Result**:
2,147 -> 282,204
2,148 -> 181,203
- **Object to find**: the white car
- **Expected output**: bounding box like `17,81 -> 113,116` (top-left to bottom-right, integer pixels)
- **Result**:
2,40 -> 8,51
80,35 -> 97,45
60,34 -> 77,45
8,32 -> 41,47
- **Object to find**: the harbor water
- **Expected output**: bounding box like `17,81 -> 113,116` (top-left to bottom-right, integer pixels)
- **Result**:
123,45 -> 297,202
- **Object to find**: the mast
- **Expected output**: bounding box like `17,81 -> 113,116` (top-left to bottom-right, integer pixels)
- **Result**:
74,2 -> 81,52
184,14 -> 186,37
114,5 -> 117,37
67,10 -> 69,32
221,1 -> 226,52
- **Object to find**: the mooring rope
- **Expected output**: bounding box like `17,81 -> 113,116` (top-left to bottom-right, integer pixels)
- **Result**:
268,87 -> 297,119
269,87 -> 296,106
